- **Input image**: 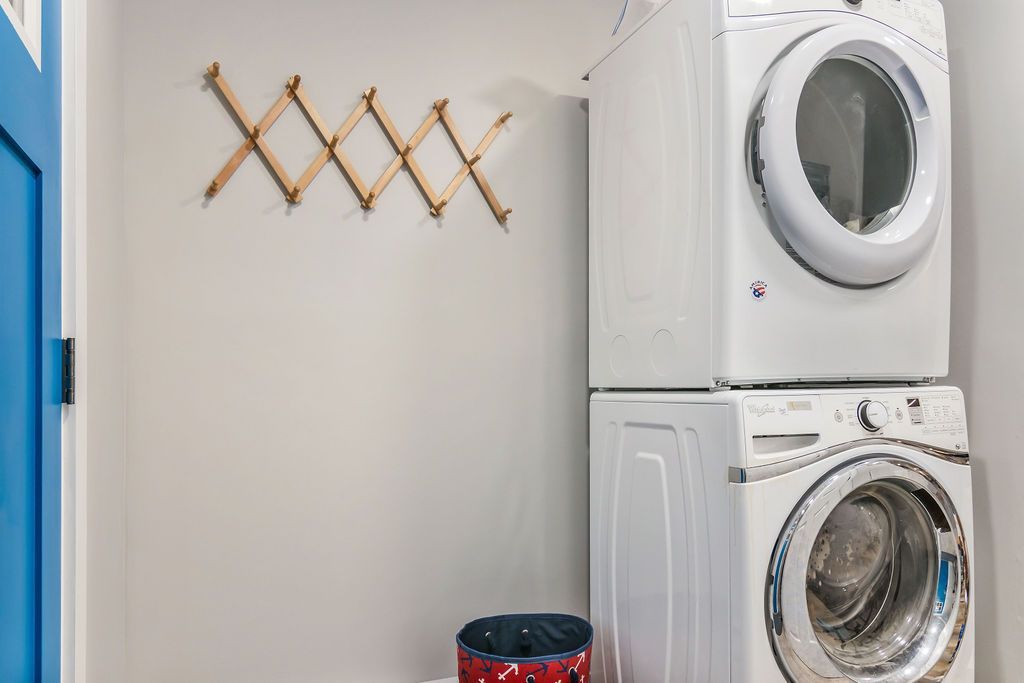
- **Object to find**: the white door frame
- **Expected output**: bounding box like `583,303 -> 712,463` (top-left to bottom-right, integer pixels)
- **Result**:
0,0 -> 42,68
61,0 -> 89,679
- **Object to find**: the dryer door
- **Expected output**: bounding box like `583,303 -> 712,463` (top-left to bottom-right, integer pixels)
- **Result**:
755,24 -> 945,286
767,456 -> 969,683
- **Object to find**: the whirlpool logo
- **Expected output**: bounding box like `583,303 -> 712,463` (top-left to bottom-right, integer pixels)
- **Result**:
747,403 -> 777,417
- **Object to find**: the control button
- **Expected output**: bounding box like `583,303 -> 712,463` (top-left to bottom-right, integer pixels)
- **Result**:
857,400 -> 889,432
895,408 -> 904,422
834,410 -> 844,423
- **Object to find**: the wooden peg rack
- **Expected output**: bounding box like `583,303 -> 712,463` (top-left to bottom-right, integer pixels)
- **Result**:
204,62 -> 513,224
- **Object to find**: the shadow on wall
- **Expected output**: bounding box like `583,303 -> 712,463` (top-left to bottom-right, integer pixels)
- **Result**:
407,93 -> 592,682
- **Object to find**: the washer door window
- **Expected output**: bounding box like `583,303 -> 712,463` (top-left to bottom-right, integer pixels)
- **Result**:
755,24 -> 945,286
767,457 -> 969,683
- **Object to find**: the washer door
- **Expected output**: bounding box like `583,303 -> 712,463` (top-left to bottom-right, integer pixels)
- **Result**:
767,457 -> 969,683
755,24 -> 945,286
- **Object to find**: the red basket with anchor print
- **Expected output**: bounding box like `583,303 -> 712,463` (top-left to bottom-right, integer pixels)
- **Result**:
456,613 -> 593,683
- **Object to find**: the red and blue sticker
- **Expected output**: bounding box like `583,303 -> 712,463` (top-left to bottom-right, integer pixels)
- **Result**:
750,280 -> 767,301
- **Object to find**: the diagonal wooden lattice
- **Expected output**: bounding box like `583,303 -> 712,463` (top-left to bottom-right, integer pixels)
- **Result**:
204,62 -> 513,223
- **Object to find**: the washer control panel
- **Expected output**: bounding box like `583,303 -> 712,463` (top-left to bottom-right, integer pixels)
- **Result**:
727,0 -> 948,59
742,388 -> 968,461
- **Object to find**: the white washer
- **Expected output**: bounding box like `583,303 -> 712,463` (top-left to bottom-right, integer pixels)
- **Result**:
590,386 -> 974,682
586,0 -> 952,388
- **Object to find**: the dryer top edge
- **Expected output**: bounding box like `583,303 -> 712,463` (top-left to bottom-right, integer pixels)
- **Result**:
583,0 -> 946,81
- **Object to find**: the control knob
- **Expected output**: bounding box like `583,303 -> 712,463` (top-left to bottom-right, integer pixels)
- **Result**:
857,400 -> 889,432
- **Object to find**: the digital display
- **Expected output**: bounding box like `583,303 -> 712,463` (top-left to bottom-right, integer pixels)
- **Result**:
907,397 -> 924,425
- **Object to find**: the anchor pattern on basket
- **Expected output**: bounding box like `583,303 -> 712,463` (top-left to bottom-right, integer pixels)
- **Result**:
457,646 -> 589,683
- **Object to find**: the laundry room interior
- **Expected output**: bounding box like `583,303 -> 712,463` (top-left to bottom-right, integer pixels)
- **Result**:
1,0 -> 1021,681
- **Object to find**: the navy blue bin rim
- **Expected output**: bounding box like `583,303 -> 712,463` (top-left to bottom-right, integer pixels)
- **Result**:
456,613 -> 594,664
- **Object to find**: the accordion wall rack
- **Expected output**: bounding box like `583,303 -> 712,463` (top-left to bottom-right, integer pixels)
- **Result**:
204,62 -> 513,224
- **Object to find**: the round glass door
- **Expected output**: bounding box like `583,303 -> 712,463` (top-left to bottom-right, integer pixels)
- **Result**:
755,24 -> 946,286
796,56 -> 914,235
767,457 -> 969,683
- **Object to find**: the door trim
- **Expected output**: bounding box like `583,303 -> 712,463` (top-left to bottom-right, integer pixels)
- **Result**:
729,437 -> 969,484
61,0 -> 88,678
766,454 -> 970,682
0,0 -> 41,68
757,23 -> 945,286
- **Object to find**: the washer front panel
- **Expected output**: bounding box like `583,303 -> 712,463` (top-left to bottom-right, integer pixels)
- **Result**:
767,455 -> 970,682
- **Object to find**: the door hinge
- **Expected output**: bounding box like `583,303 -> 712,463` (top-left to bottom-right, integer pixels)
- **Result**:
62,338 -> 76,405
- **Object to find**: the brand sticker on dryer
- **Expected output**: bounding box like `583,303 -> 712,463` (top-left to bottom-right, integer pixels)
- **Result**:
750,280 -> 767,301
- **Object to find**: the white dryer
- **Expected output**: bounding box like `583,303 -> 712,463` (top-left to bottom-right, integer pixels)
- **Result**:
590,386 -> 974,682
587,0 -> 952,388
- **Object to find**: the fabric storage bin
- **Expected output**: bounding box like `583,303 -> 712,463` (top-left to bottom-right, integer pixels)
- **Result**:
456,613 -> 593,683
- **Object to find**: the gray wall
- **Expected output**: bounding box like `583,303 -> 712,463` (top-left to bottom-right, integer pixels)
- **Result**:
119,1 -> 618,681
85,0 -> 127,680
97,2 -> 1024,681
945,0 -> 1024,678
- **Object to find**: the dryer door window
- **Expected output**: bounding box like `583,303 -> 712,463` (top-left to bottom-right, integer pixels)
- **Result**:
796,56 -> 914,235
767,457 -> 969,683
755,24 -> 945,286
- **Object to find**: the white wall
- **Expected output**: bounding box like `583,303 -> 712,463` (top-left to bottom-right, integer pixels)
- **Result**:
944,0 -> 1024,678
84,0 -> 127,680
119,1 -> 618,681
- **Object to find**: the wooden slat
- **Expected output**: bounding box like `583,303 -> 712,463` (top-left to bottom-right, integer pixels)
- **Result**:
293,144 -> 332,196
363,106 -> 440,208
435,111 -> 511,211
206,63 -> 297,200
437,106 -> 511,222
208,64 -> 255,131
206,63 -> 257,195
253,89 -> 299,201
291,82 -> 371,201
367,91 -> 439,209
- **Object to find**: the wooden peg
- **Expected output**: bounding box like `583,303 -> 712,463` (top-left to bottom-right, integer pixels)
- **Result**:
364,86 -> 377,103
289,74 -> 302,90
329,134 -> 340,149
499,111 -> 513,124
434,98 -> 449,112
251,124 -> 261,139
207,61 -> 220,78
207,180 -> 220,195
289,186 -> 303,203
467,153 -> 481,167
500,207 -> 512,222
430,198 -> 448,216
402,143 -> 413,156
361,190 -> 377,209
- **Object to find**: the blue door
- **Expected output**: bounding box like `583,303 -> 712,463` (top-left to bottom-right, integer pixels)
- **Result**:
0,0 -> 62,681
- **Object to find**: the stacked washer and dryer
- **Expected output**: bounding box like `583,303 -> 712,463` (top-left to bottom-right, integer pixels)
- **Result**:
585,1 -> 973,682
